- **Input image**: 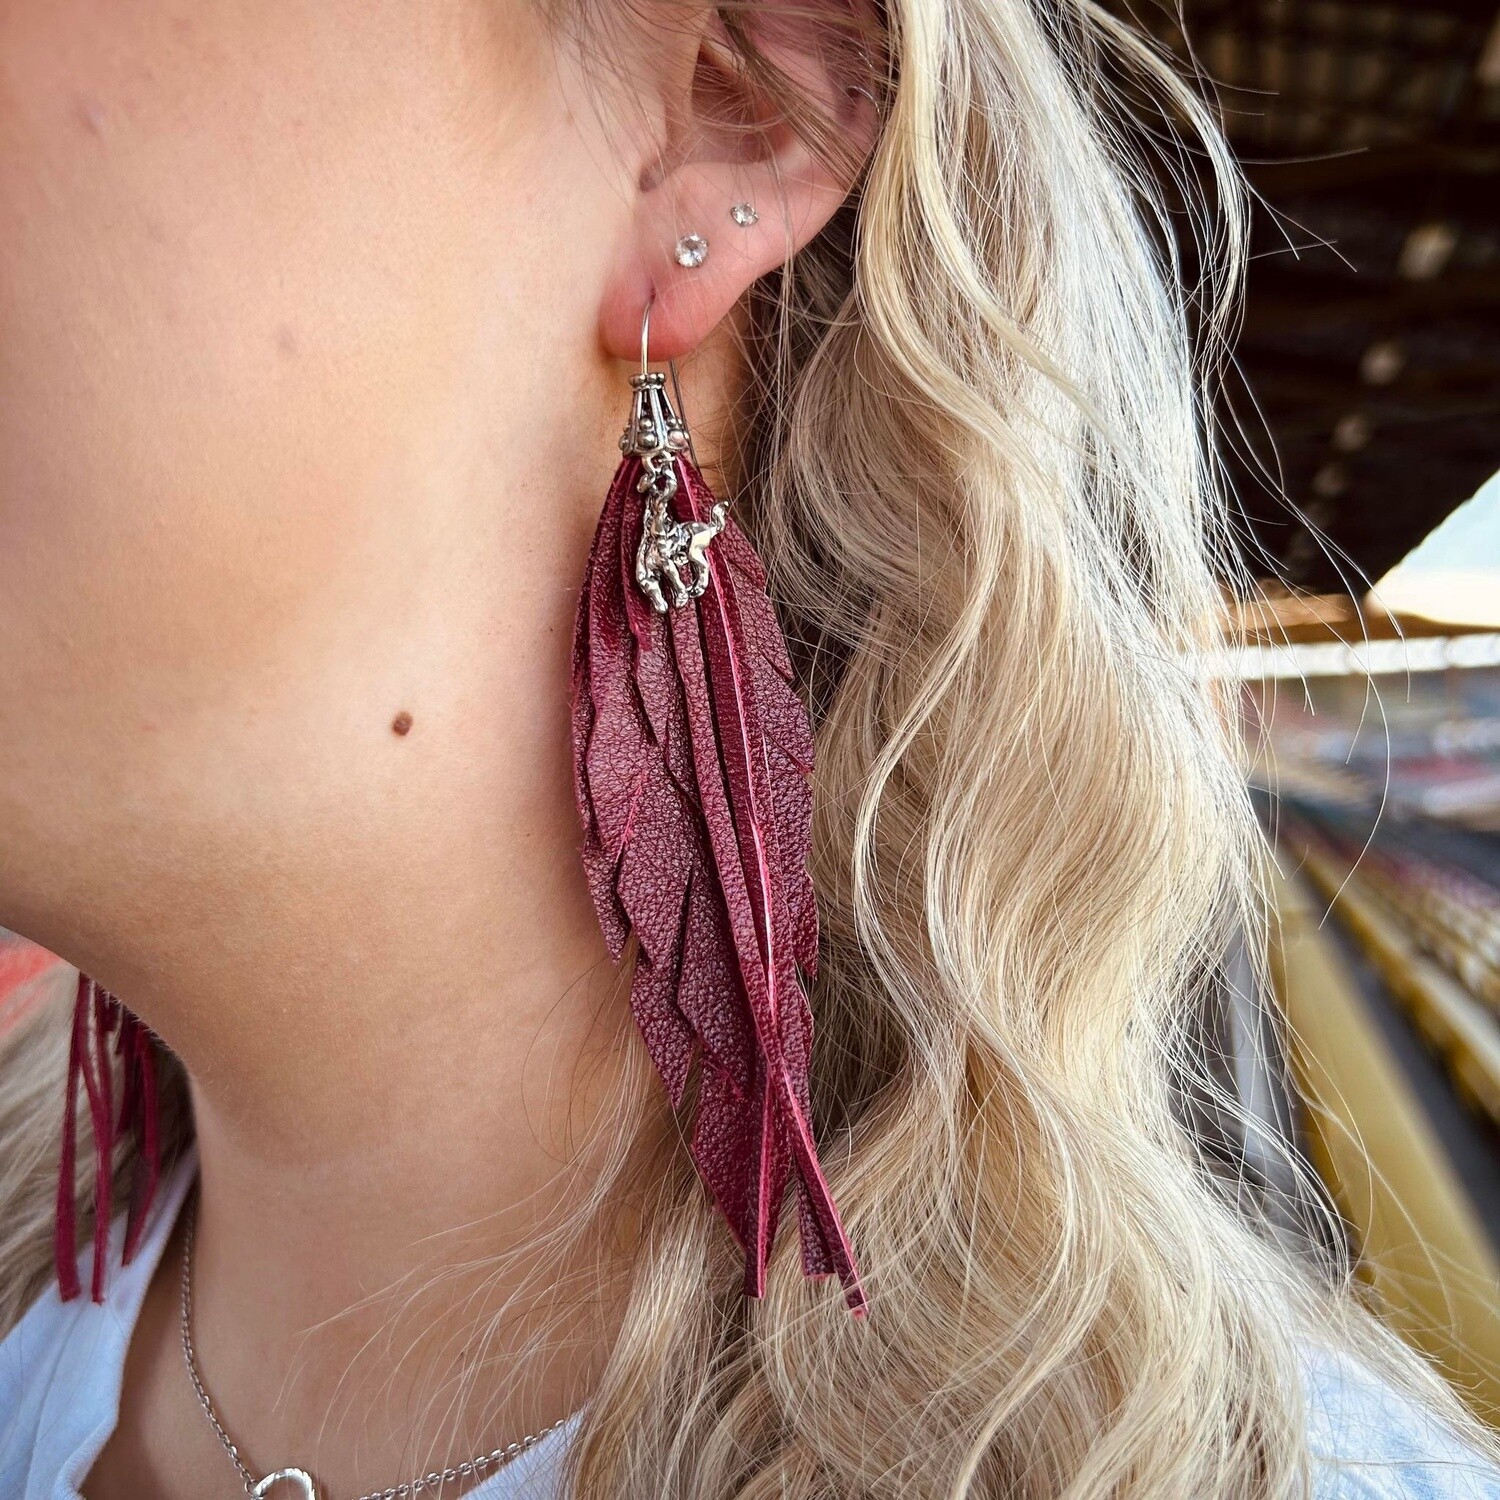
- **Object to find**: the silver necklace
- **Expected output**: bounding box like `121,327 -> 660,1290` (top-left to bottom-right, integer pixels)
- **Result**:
179,1199 -> 570,1500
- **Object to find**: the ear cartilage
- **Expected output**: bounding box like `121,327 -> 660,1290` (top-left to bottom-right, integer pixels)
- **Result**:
730,202 -> 759,227
674,233 -> 709,269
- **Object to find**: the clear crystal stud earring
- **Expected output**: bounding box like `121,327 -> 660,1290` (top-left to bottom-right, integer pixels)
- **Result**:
675,233 -> 709,269
730,202 -> 759,227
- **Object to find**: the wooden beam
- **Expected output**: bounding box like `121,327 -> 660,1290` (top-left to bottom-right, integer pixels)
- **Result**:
1248,142 -> 1500,194
1246,266 -> 1500,335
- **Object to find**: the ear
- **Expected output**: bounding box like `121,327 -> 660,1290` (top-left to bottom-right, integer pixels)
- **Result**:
598,5 -> 881,364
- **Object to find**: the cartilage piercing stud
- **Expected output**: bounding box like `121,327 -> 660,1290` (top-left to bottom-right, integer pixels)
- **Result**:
675,233 -> 709,269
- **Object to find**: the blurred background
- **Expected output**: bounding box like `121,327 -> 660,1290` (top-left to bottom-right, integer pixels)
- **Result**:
1116,0 -> 1500,1425
2,0 -> 1498,1429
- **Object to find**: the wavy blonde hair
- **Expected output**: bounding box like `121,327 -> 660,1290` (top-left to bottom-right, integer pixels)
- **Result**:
2,0 -> 1494,1495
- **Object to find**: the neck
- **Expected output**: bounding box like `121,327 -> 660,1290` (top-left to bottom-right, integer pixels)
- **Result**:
82,433 -> 650,1492
104,810 -> 640,1493
181,998 -> 632,1485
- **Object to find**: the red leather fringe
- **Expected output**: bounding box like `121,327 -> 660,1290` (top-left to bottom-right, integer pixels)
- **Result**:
55,974 -> 161,1302
572,455 -> 866,1316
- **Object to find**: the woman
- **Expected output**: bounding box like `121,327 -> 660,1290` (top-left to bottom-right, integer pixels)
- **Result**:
0,1 -> 1496,1496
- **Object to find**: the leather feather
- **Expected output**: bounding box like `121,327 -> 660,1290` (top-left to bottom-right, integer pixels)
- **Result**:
572,455 -> 866,1316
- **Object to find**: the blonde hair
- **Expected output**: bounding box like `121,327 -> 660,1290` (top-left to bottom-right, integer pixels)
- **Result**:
2,1 -> 1493,1495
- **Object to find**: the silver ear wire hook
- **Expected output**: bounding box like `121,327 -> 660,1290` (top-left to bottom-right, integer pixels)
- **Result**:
639,293 -> 701,472
640,291 -> 655,381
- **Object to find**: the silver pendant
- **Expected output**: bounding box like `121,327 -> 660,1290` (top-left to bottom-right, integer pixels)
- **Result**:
620,372 -> 726,614
252,1469 -> 319,1500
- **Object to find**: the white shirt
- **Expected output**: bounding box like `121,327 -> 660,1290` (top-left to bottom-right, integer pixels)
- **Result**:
3,1159 -> 1497,1499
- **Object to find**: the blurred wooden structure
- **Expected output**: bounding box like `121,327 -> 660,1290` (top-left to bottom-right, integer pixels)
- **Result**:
1110,0 -> 1500,592
1273,865 -> 1500,1421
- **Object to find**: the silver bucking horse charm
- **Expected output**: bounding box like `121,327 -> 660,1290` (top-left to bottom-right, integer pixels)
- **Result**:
252,1469 -> 319,1500
620,372 -> 727,614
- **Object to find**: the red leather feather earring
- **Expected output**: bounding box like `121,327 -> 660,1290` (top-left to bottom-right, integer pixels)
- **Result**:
571,301 -> 866,1316
55,973 -> 161,1301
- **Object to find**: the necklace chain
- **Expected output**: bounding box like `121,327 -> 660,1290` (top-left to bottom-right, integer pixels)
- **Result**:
179,1198 -> 569,1500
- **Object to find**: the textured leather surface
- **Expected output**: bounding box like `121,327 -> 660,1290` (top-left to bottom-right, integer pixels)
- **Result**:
571,456 -> 865,1315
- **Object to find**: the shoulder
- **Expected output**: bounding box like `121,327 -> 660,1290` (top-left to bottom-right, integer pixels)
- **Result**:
1304,1346 -> 1500,1499
0,1157 -> 197,1499
0,1249 -> 126,1497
